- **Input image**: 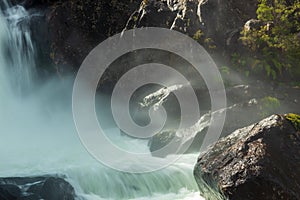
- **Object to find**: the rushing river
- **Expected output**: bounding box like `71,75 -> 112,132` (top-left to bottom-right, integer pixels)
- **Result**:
0,1 -> 208,200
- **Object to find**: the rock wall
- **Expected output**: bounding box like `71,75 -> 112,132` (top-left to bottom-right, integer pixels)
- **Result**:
46,0 -> 142,74
125,0 -> 258,61
16,0 -> 258,76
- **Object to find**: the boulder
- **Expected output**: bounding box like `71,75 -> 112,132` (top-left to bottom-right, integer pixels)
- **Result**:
0,184 -> 21,200
40,177 -> 75,200
194,114 -> 300,200
0,176 -> 75,200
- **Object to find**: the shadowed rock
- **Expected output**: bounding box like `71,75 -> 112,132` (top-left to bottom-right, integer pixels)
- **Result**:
0,176 -> 75,200
194,114 -> 300,200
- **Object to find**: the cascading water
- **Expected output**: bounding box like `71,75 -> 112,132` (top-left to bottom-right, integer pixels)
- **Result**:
1,0 -> 36,95
0,1 -> 210,200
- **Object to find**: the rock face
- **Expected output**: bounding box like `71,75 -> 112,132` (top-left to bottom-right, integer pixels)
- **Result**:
46,0 -> 142,73
194,114 -> 300,200
0,176 -> 75,200
148,84 -> 300,156
15,0 -> 258,75
9,0 -> 142,76
125,0 -> 257,59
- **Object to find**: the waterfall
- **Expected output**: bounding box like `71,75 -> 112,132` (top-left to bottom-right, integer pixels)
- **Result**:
0,1 -> 208,200
0,0 -> 36,95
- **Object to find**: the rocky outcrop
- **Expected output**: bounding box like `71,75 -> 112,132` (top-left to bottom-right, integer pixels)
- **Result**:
9,0 -> 142,76
46,0 -> 142,74
16,0 -> 258,76
11,0 -> 58,8
148,84 -> 300,156
125,0 -> 258,58
194,114 -> 300,200
0,176 -> 75,200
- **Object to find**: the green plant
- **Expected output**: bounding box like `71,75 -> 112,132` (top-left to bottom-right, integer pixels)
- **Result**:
260,96 -> 281,117
220,66 -> 230,75
133,15 -> 138,22
204,37 -> 216,49
285,113 -> 300,130
193,30 -> 203,42
240,0 -> 300,80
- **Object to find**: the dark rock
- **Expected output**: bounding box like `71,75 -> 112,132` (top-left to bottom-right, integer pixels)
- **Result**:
27,180 -> 44,194
29,10 -> 54,77
0,176 -> 75,200
199,0 -> 257,49
19,194 -> 41,200
126,0 -> 204,39
11,0 -> 258,76
40,177 -> 75,200
0,184 -> 21,200
9,0 -> 142,76
46,0 -> 142,74
194,114 -> 300,200
125,0 -> 258,59
148,130 -> 177,153
11,0 -> 59,9
12,0 -> 259,77
148,83 -> 299,156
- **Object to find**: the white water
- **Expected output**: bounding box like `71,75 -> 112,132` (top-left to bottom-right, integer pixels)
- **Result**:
139,85 -> 184,111
0,1 -> 206,200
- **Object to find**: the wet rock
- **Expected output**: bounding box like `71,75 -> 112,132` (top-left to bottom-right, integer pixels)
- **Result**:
244,19 -> 263,31
194,114 -> 300,200
0,184 -> 21,200
0,176 -> 75,200
13,0 -> 259,77
40,177 -> 75,200
125,0 -> 258,57
10,0 -> 142,76
148,83 -> 300,157
11,0 -> 58,9
46,0 -> 142,74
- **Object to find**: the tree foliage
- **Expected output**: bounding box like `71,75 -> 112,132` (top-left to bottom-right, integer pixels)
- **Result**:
240,0 -> 300,80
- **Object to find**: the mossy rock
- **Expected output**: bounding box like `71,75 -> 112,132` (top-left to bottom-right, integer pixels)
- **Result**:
285,113 -> 300,131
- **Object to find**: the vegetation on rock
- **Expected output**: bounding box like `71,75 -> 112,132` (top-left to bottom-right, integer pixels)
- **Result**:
285,113 -> 300,130
260,96 -> 281,117
239,0 -> 300,80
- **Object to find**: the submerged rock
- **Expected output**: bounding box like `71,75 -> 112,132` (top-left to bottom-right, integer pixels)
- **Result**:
0,176 -> 75,200
194,114 -> 300,200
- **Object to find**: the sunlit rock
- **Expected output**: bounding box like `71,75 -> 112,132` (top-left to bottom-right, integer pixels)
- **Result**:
194,114 -> 300,200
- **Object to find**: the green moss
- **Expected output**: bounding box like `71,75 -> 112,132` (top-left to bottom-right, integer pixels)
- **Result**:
193,30 -> 203,42
285,113 -> 300,131
260,96 -> 281,117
